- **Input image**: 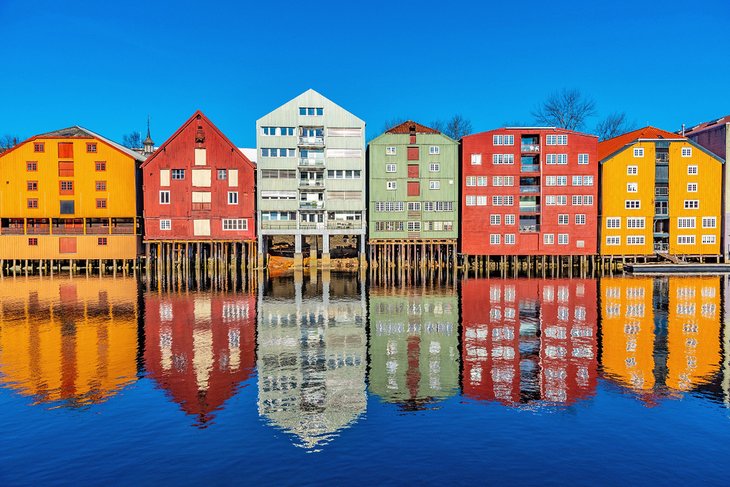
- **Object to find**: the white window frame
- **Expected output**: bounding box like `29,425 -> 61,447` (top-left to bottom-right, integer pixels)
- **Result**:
429,180 -> 440,190
160,190 -> 170,204
627,165 -> 638,175
160,219 -> 171,230
633,148 -> 645,158
471,153 -> 482,165
429,146 -> 440,155
681,147 -> 693,157
688,165 -> 698,175
687,183 -> 698,192
429,163 -> 440,172
606,236 -> 620,246
702,217 -> 717,229
228,191 -> 239,205
386,163 -> 397,173
606,217 -> 621,229
544,233 -> 554,245
386,181 -> 397,190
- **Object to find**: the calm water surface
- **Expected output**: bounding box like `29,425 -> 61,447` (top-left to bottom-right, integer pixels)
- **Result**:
1,273 -> 729,485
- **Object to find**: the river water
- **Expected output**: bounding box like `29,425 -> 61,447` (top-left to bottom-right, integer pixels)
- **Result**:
0,273 -> 728,485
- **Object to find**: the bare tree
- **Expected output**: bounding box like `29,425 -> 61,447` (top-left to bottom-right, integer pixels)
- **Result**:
122,131 -> 143,149
431,115 -> 473,140
595,112 -> 636,141
532,88 -> 597,131
0,134 -> 20,152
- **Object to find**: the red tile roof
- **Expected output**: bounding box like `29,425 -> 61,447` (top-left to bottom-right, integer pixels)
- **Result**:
386,121 -> 440,134
598,126 -> 685,161
684,115 -> 730,135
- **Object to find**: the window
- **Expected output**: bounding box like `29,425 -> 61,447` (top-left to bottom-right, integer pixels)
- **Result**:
702,217 -> 717,229
326,169 -> 361,179
160,191 -> 170,204
546,135 -> 557,145
557,154 -> 567,164
505,214 -> 515,225
27,181 -> 38,191
217,169 -> 227,180
606,217 -> 621,229
681,147 -> 692,157
677,235 -> 696,245
86,143 -> 97,153
60,200 -> 74,214
633,148 -> 644,157
677,217 -> 695,229
171,169 -> 185,180
544,233 -> 554,245
95,181 -> 107,191
606,236 -> 621,246
558,234 -> 569,245
684,200 -> 699,209
386,163 -> 397,173
702,235 -> 716,244
96,161 -> 106,171
627,236 -> 645,245
494,135 -> 514,145
505,234 -> 516,245
408,202 -> 421,211
160,219 -> 171,231
28,238 -> 38,246
627,217 -> 645,229
222,219 -> 248,230
545,176 -> 556,186
578,154 -> 589,165
96,198 -> 107,209
97,237 -> 108,246
59,181 -> 74,194
477,176 -> 487,186
583,195 -> 593,205
429,181 -> 440,190
546,154 -> 556,164
466,195 -> 476,206
262,126 -> 295,136
477,196 -> 487,206
407,221 -> 421,231
583,176 -> 593,186
471,153 -> 482,165
575,214 -> 586,225
558,214 -> 569,225
228,192 -> 238,204
27,198 -> 38,209
556,195 -> 567,205
625,200 -> 640,209
386,146 -> 396,155
572,176 -> 583,186
262,169 -> 296,179
572,195 -> 583,206
387,181 -> 397,190
492,154 -> 515,164
299,107 -> 323,116
429,163 -> 440,172
429,146 -> 440,155
504,195 -> 514,206
375,202 -> 404,212
492,196 -> 502,206
466,176 -> 476,186
261,148 -> 295,157
627,183 -> 638,192
557,176 -> 567,186
490,234 -> 501,245
557,135 -> 568,145
687,183 -> 697,192
33,142 -> 44,152
688,165 -> 698,175
26,161 -> 38,171
490,215 -> 501,225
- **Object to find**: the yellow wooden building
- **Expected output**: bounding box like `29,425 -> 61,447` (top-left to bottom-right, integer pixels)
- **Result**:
599,127 -> 723,260
0,277 -> 138,406
0,126 -> 145,262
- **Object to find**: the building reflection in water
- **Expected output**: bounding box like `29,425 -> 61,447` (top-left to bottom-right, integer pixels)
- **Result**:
369,286 -> 459,409
144,291 -> 256,426
0,277 -> 138,407
601,276 -> 722,399
462,279 -> 598,406
257,272 -> 367,451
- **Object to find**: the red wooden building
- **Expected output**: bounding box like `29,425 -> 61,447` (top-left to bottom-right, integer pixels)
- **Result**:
141,111 -> 256,266
144,292 -> 256,426
461,278 -> 597,406
460,128 -> 598,256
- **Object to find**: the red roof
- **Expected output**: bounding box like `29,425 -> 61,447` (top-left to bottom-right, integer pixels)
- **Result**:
386,121 -> 440,134
598,126 -> 685,161
684,115 -> 730,135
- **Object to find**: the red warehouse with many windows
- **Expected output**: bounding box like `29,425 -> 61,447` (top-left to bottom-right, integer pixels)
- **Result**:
460,128 -> 598,256
142,111 -> 256,243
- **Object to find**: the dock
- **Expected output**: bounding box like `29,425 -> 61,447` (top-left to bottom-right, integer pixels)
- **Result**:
625,263 -> 730,274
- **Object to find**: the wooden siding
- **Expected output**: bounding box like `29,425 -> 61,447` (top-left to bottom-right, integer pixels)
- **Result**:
0,235 -> 138,260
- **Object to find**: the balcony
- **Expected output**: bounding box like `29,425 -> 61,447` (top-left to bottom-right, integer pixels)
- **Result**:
519,224 -> 540,233
111,225 -> 135,235
300,222 -> 326,230
521,144 -> 540,153
656,153 -> 669,165
654,242 -> 669,253
299,180 -> 325,189
520,164 -> 540,173
520,185 -> 540,194
85,225 -> 110,235
298,158 -> 325,168
298,136 -> 325,147
299,201 -> 324,210
519,205 -> 541,214
261,221 -> 298,230
1,226 -> 25,235
327,220 -> 363,230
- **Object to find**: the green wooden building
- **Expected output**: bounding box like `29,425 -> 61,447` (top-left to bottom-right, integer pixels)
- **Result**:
367,121 -> 459,269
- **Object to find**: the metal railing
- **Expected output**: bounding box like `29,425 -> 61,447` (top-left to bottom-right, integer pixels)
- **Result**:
521,144 -> 540,152
520,164 -> 540,173
299,180 -> 325,188
519,224 -> 540,233
519,185 -> 540,193
299,201 -> 324,210
298,136 -> 325,146
327,221 -> 363,230
111,226 -> 135,235
519,205 -> 541,214
1,227 -> 25,235
298,158 -> 325,167
261,221 -> 298,230
654,242 -> 669,252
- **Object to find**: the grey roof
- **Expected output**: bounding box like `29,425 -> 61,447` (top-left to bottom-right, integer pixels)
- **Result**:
34,125 -> 146,162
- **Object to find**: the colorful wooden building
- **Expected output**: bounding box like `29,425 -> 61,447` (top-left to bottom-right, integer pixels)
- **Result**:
598,127 -> 724,260
141,111 -> 257,276
367,121 -> 459,269
460,128 -> 598,261
144,291 -> 256,426
684,115 -> 730,260
0,126 -> 145,267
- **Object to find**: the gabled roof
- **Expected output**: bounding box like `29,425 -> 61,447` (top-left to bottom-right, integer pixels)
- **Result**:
684,115 -> 730,135
598,126 -> 685,161
463,126 -> 597,141
1,125 -> 146,162
141,110 -> 255,170
386,121 -> 440,134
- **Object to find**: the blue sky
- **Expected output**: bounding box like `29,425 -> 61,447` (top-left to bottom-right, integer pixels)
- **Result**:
1,0 -> 728,147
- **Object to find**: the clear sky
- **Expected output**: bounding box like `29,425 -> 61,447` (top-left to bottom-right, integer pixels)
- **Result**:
1,0 -> 728,147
